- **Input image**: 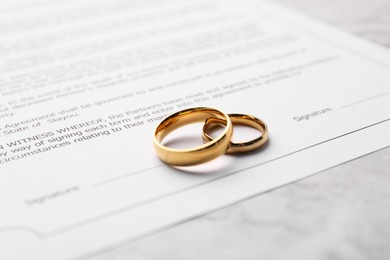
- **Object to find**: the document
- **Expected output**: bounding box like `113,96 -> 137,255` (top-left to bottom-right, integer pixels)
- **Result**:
1,0 -> 389,259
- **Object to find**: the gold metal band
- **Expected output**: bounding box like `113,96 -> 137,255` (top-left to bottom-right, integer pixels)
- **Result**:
153,107 -> 233,166
202,114 -> 268,154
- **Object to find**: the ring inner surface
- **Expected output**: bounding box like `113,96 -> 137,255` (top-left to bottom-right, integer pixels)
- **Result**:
155,108 -> 229,151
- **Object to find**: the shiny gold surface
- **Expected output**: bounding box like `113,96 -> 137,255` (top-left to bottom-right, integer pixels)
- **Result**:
203,114 -> 268,154
153,107 -> 233,166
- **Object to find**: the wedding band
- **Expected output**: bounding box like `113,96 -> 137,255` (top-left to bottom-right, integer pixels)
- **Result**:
203,114 -> 268,154
153,107 -> 233,166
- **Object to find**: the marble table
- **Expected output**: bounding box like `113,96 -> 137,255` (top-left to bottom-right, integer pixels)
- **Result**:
87,1 -> 390,259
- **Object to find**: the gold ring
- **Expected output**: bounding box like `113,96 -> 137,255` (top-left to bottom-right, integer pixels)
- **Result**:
202,114 -> 268,154
153,107 -> 233,166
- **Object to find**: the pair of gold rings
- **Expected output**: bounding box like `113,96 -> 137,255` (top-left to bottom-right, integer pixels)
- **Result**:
153,107 -> 268,166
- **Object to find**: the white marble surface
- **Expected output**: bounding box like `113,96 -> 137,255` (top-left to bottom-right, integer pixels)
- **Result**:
86,1 -> 390,259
